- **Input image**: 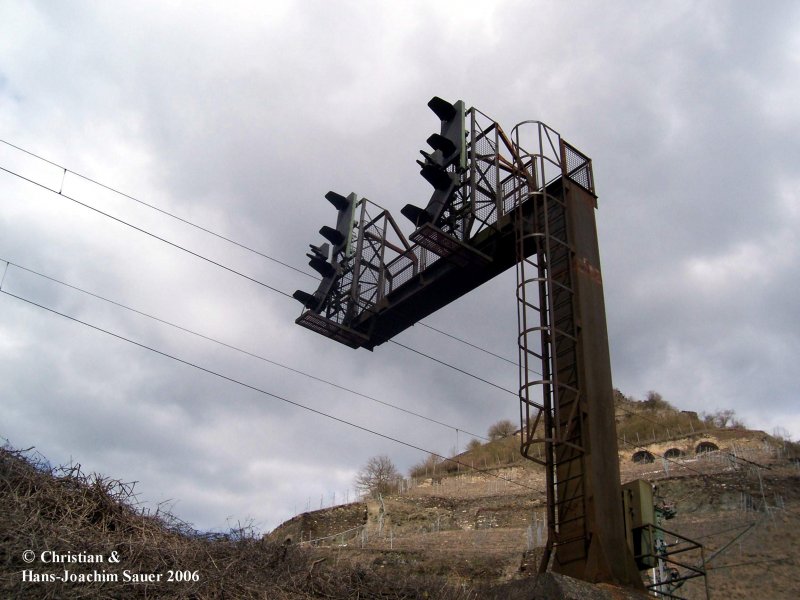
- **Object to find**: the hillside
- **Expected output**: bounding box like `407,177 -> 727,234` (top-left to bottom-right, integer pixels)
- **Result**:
269,394 -> 800,599
2,395 -> 798,598
0,444 -> 476,600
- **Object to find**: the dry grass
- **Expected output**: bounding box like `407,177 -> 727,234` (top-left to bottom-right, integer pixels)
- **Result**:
0,444 -> 475,599
410,437 -> 525,480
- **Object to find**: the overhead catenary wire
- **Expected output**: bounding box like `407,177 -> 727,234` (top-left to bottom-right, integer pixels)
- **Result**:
2,158 -> 526,391
0,261 -> 9,290
4,240 -> 798,538
0,285 -> 538,493
389,340 -> 518,396
4,250 -> 758,490
10,237 -> 741,491
0,137 -> 314,280
0,139 -> 520,367
0,166 -> 294,300
0,190 -> 783,508
7,140 -> 795,523
0,258 -> 489,443
9,270 -> 793,530
0,227 -> 756,491
1,152 -> 530,447
6,139 -> 800,580
416,321 -> 518,367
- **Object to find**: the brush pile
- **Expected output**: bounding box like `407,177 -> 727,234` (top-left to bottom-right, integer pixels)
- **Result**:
1,444 -> 473,599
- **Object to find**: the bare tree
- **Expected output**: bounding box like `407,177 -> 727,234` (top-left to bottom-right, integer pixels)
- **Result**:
773,426 -> 791,441
713,409 -> 736,428
488,419 -> 516,441
355,455 -> 400,499
702,409 -> 745,429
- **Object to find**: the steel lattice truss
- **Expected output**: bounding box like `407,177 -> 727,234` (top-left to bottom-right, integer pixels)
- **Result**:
296,107 -> 594,349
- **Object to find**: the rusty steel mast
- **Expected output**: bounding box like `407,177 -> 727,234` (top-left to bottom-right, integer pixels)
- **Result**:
293,98 -> 642,588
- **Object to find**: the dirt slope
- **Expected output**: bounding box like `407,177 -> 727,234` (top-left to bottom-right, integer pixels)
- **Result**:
271,428 -> 800,599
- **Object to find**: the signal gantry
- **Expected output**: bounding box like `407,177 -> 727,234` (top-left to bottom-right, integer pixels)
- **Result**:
292,97 -> 643,589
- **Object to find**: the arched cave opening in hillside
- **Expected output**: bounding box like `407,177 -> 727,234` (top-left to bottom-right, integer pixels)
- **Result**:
695,441 -> 719,454
632,450 -> 655,463
664,448 -> 684,459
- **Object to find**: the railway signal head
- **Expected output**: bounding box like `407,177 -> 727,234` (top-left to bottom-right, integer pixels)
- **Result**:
423,96 -> 466,171
401,96 -> 466,228
321,191 -> 356,259
293,191 -> 357,312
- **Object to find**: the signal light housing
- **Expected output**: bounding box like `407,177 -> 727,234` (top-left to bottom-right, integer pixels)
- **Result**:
402,96 -> 466,229
293,192 -> 357,313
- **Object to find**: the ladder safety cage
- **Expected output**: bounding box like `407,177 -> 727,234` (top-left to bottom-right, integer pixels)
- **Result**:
511,120 -> 591,573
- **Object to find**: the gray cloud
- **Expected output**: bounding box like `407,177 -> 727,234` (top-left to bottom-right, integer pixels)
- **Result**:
1,0 -> 798,532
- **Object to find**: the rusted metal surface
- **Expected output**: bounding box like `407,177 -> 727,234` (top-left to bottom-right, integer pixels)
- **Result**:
510,121 -> 641,587
294,109 -> 579,350
294,101 -> 644,589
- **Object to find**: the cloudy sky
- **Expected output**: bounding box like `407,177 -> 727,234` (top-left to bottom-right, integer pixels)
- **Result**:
1,1 -> 798,533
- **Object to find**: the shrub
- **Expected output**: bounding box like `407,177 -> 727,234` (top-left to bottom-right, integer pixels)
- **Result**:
409,453 -> 444,479
641,390 -> 673,411
487,419 -> 516,441
466,439 -> 483,452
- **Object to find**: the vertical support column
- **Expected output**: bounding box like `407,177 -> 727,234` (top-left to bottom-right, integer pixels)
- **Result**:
516,128 -> 642,588
561,177 -> 642,587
